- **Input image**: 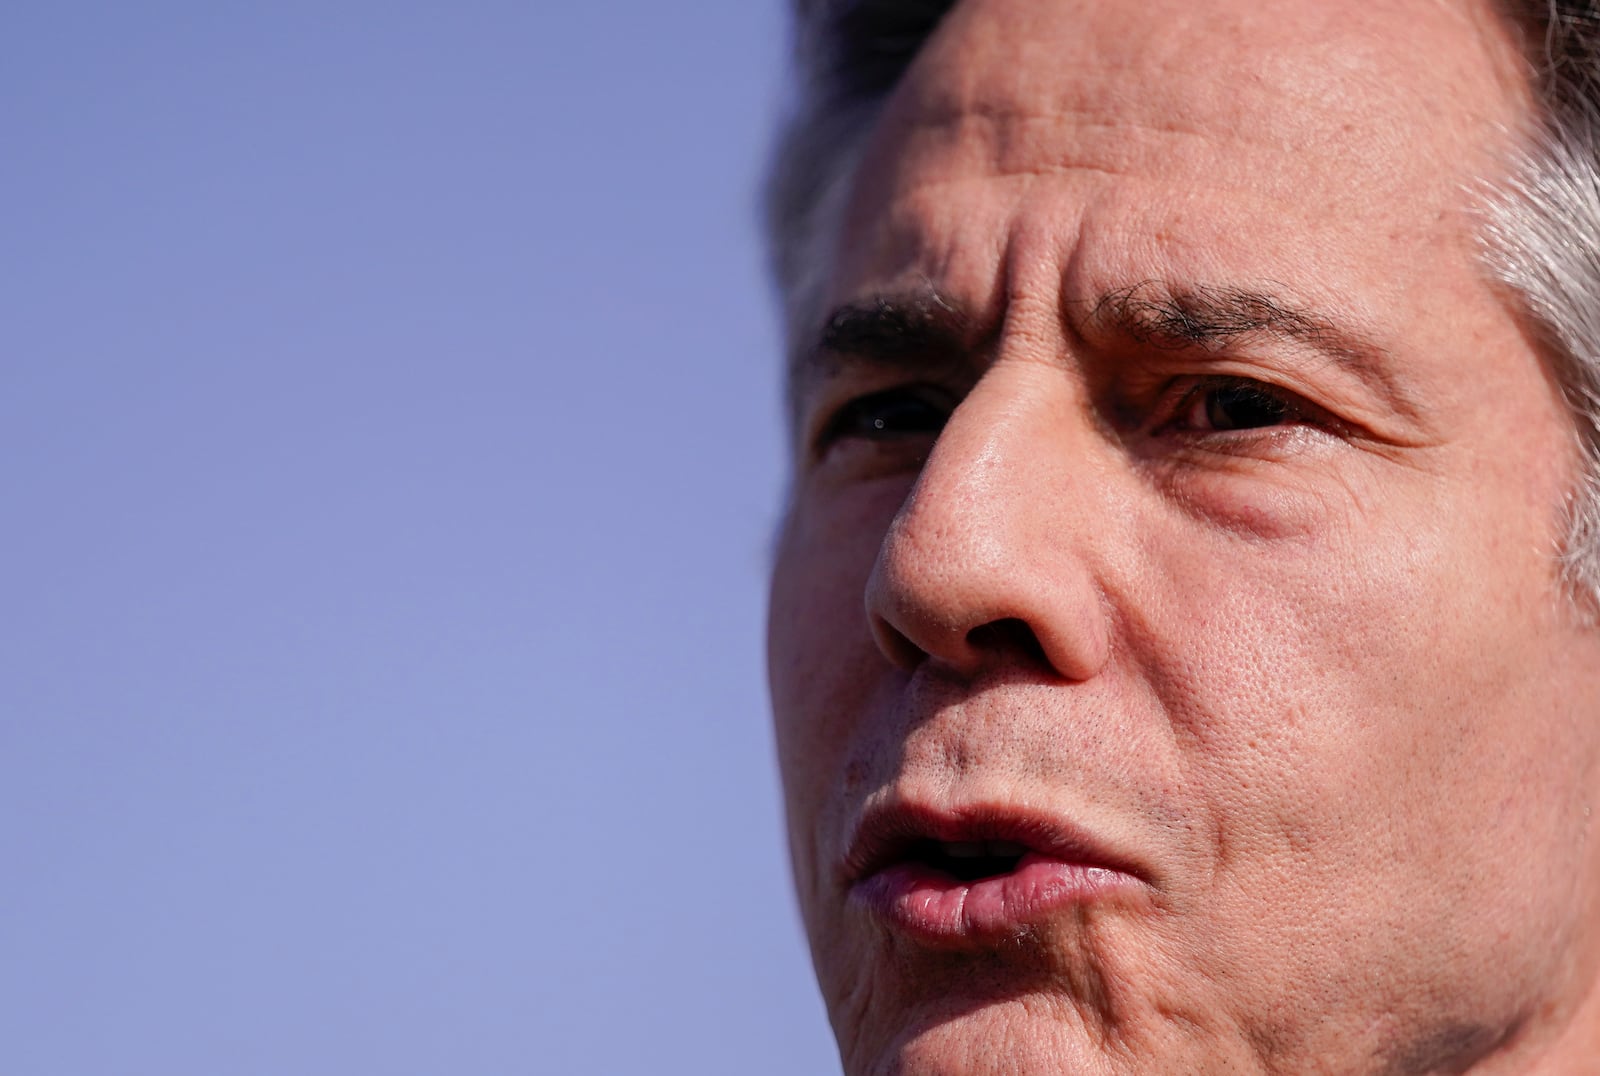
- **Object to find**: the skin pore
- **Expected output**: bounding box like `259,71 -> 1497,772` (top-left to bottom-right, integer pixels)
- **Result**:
767,0 -> 1600,1072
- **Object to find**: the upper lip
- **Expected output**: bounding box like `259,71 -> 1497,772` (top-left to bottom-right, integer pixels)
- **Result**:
841,799 -> 1150,887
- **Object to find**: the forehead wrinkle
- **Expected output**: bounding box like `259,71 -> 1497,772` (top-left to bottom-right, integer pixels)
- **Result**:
852,100 -> 1393,285
831,177 -> 1020,340
882,0 -> 1532,205
833,170 -> 1424,422
879,107 -> 1231,193
826,0 -> 1513,424
897,10 -> 1332,166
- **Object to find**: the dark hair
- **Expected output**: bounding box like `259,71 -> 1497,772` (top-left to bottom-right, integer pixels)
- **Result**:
764,2 -> 957,342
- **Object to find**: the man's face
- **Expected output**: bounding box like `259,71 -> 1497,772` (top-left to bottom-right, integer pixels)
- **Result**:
767,0 -> 1600,1071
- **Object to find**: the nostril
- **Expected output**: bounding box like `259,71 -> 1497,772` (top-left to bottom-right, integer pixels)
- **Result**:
966,617 -> 1049,666
871,613 -> 929,672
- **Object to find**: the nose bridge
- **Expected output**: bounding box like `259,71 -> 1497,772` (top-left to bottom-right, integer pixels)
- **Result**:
866,357 -> 1111,681
896,362 -> 1049,570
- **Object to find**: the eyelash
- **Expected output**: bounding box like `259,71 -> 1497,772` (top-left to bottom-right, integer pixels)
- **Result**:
812,385 -> 952,456
1155,376 -> 1318,437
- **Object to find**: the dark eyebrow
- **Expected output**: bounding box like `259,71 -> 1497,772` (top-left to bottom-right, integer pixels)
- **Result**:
1086,281 -> 1344,349
818,290 -> 971,363
792,279 -> 1413,417
787,288 -> 972,419
791,287 -> 975,403
1084,281 -> 1410,407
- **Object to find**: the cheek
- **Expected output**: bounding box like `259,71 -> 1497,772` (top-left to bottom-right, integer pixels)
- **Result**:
767,486 -> 907,956
1129,448 -> 1590,998
1146,412 -> 1571,770
1149,499 -> 1508,839
767,483 -> 903,805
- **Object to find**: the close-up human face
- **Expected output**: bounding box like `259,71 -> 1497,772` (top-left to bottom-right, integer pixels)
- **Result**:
767,0 -> 1600,1072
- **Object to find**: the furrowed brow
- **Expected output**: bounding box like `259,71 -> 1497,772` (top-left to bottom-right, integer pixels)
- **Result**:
791,288 -> 974,404
1085,281 -> 1411,408
1090,282 -> 1353,352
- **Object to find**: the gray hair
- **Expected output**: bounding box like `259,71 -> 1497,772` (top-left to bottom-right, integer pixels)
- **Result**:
1483,3 -> 1600,604
763,0 -> 1600,605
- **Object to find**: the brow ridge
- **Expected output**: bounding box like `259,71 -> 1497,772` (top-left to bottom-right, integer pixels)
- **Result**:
797,278 -> 1412,418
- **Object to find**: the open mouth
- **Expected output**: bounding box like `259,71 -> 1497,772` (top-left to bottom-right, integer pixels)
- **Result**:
901,838 -> 1031,882
843,805 -> 1146,941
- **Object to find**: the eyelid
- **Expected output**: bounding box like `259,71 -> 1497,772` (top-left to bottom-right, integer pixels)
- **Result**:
1153,375 -> 1334,436
808,382 -> 955,459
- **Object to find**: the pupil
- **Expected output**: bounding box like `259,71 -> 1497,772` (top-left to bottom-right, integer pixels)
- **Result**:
855,393 -> 945,437
1206,385 -> 1286,430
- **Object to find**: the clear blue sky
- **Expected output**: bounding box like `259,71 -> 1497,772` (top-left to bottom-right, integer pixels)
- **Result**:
1,2 -> 840,1072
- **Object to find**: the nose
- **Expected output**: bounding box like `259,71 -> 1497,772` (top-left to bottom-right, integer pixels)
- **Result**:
864,362 -> 1112,682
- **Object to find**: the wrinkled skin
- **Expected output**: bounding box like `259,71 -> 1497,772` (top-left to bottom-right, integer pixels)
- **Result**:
767,0 -> 1600,1072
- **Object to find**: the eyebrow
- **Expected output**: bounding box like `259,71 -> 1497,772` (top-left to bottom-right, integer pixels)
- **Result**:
1085,280 -> 1364,356
789,286 -> 974,406
1085,280 -> 1415,413
818,289 -> 972,365
797,279 -> 1411,415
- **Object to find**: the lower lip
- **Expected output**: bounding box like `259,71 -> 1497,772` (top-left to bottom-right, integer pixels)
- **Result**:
851,854 -> 1134,942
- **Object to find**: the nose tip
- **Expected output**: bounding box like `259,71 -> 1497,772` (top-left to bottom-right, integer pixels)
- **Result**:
862,457 -> 1111,684
866,558 -> 1110,682
868,602 -> 1065,679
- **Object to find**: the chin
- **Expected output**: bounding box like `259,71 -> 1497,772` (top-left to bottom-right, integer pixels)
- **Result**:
844,999 -> 1091,1076
836,994 -> 1249,1076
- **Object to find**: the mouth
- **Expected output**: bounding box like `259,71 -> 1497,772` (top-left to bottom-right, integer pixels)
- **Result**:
843,804 -> 1146,944
899,838 -> 1033,882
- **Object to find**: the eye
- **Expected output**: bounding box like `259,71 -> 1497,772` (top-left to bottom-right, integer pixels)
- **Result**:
1173,379 -> 1298,433
816,386 -> 950,453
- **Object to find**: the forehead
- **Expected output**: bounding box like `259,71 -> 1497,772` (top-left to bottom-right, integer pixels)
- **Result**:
823,0 -> 1530,334
879,0 -> 1523,138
